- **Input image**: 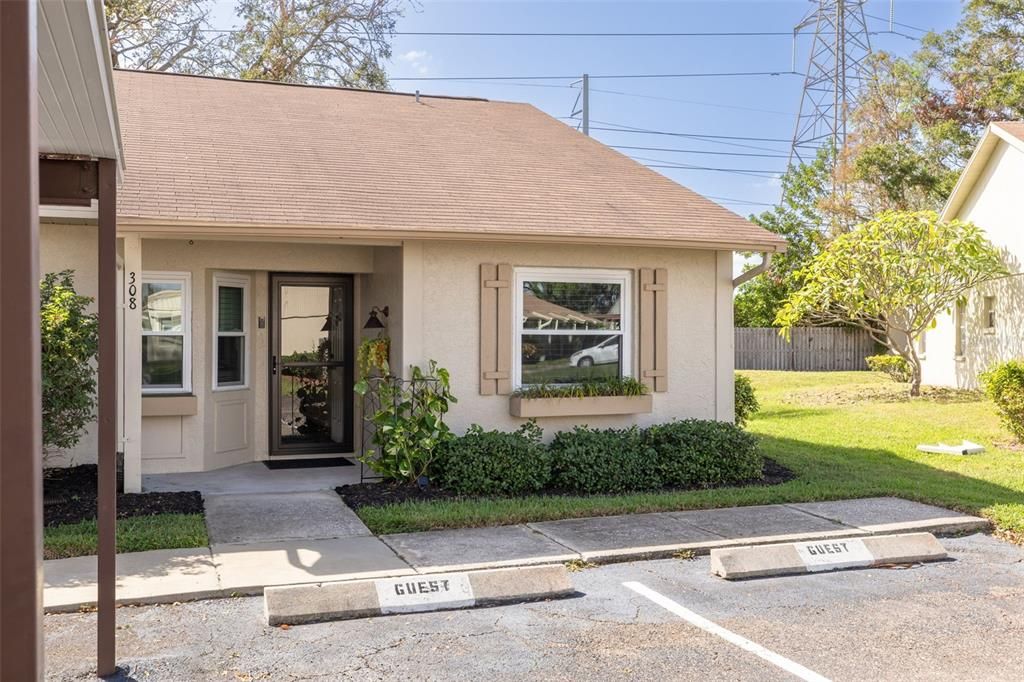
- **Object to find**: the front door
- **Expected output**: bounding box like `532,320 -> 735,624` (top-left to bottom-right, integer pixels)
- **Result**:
269,273 -> 354,455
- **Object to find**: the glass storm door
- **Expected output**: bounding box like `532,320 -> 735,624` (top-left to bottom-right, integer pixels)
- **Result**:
269,274 -> 354,455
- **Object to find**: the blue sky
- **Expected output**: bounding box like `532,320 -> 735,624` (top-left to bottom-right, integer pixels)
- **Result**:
208,0 -> 963,216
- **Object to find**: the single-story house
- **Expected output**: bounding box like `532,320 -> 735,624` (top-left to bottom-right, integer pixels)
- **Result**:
41,70 -> 786,492
920,121 -> 1024,389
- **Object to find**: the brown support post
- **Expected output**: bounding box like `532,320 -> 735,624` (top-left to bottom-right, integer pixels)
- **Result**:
0,1 -> 43,680
96,158 -> 118,678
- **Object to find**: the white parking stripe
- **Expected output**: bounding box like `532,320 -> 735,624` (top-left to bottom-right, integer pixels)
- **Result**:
623,581 -> 831,682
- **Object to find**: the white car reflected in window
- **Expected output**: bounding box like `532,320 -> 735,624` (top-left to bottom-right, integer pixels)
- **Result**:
569,337 -> 619,367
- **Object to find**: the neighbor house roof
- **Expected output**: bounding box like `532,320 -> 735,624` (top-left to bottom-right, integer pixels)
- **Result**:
113,70 -> 785,251
942,121 -> 1024,221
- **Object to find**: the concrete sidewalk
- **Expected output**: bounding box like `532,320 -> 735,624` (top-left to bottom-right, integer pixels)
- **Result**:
43,497 -> 989,612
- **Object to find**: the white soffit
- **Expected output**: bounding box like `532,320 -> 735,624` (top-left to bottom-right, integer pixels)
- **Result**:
37,0 -> 123,168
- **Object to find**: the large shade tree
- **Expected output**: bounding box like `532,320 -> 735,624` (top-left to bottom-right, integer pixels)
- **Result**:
105,0 -> 408,88
776,210 -> 1007,396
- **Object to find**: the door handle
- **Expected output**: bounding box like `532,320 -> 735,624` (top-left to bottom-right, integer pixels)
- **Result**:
272,355 -> 278,376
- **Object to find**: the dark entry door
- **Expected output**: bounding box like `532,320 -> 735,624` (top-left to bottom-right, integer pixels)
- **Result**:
269,273 -> 354,455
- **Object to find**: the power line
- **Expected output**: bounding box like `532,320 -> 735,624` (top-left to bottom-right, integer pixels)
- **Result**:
195,27 -> 901,37
390,70 -> 798,82
609,144 -> 789,159
706,195 -> 777,206
643,163 -> 783,179
573,120 -> 801,153
582,86 -> 793,116
634,155 -> 783,175
199,25 -> 929,38
863,12 -> 930,34
588,123 -> 793,143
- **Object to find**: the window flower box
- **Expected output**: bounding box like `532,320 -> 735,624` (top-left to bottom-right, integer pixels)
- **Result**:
509,394 -> 653,418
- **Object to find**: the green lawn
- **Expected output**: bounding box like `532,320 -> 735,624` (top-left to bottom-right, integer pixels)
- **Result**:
355,371 -> 1024,536
44,513 -> 208,560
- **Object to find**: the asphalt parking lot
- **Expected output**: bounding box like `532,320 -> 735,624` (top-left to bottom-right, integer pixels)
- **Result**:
45,533 -> 1024,681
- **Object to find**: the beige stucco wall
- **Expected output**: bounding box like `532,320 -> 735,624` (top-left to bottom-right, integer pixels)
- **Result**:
921,139 -> 1024,389
401,240 -> 734,437
40,228 -> 736,474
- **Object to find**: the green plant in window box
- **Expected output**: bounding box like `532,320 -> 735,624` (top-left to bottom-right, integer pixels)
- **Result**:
356,360 -> 457,483
512,376 -> 648,399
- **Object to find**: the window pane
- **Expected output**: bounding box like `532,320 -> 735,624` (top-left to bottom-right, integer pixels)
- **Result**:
142,282 -> 183,332
218,286 -> 244,332
522,281 -> 621,331
142,336 -> 184,388
521,333 -> 621,384
217,336 -> 244,385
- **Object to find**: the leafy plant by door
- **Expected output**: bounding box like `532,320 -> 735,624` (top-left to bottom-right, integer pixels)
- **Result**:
356,360 -> 457,483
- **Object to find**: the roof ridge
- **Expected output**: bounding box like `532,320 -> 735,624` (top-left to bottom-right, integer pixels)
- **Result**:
112,68 -> 491,103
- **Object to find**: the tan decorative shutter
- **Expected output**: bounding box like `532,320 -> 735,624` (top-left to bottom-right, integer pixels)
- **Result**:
639,268 -> 668,392
480,263 -> 513,395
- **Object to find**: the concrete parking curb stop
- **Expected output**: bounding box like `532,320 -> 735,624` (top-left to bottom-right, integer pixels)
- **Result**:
264,564 -> 575,625
710,532 -> 948,580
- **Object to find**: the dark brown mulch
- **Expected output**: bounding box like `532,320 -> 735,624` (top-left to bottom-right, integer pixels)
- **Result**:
43,465 -> 203,528
337,457 -> 795,511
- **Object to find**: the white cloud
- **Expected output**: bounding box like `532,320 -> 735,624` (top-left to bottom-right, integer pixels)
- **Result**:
397,49 -> 432,75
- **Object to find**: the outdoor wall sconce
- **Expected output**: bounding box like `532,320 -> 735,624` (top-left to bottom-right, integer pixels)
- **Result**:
364,305 -> 389,329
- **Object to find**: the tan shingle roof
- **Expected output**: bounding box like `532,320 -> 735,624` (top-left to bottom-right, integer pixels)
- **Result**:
114,70 -> 785,250
993,121 -> 1024,143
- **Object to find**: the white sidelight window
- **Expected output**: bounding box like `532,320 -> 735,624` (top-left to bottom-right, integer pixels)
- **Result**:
983,295 -> 997,330
141,272 -> 191,393
955,300 -> 967,357
213,273 -> 250,389
513,267 -> 632,387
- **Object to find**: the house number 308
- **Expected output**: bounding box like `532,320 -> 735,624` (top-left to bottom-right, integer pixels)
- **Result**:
127,272 -> 137,310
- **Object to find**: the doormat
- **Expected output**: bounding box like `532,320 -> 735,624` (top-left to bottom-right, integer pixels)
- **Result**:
264,457 -> 355,470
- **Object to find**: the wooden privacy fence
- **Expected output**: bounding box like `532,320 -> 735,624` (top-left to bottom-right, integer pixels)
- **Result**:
735,327 -> 879,371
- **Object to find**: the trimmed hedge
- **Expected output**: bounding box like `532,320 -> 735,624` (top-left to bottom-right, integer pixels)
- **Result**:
866,354 -> 911,383
549,426 -> 660,494
433,422 -> 550,496
981,360 -> 1024,443
734,374 -> 760,427
645,420 -> 762,488
434,419 -> 763,497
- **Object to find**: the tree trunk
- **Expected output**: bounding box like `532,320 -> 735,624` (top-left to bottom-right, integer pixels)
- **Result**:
909,370 -> 922,397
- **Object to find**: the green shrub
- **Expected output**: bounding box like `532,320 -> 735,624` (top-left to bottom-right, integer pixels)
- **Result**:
981,360 -> 1024,442
513,377 -> 648,399
549,425 -> 659,494
734,374 -> 760,428
433,421 -> 550,496
866,354 -> 911,383
41,271 -> 98,457
644,420 -> 762,488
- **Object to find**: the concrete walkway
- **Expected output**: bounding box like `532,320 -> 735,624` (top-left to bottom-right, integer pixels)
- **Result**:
43,497 -> 989,612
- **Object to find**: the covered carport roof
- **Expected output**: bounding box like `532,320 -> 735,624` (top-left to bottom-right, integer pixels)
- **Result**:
38,0 -> 123,170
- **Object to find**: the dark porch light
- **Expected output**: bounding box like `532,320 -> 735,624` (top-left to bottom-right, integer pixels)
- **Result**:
364,305 -> 389,329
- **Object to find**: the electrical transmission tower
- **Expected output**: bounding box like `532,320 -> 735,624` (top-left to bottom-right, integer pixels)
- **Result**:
789,0 -> 874,166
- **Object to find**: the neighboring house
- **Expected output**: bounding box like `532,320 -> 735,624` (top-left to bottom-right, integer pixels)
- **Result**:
920,122 -> 1024,389
40,70 -> 785,492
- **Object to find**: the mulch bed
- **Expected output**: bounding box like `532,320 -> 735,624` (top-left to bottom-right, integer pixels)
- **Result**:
43,465 -> 203,528
337,457 -> 795,511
